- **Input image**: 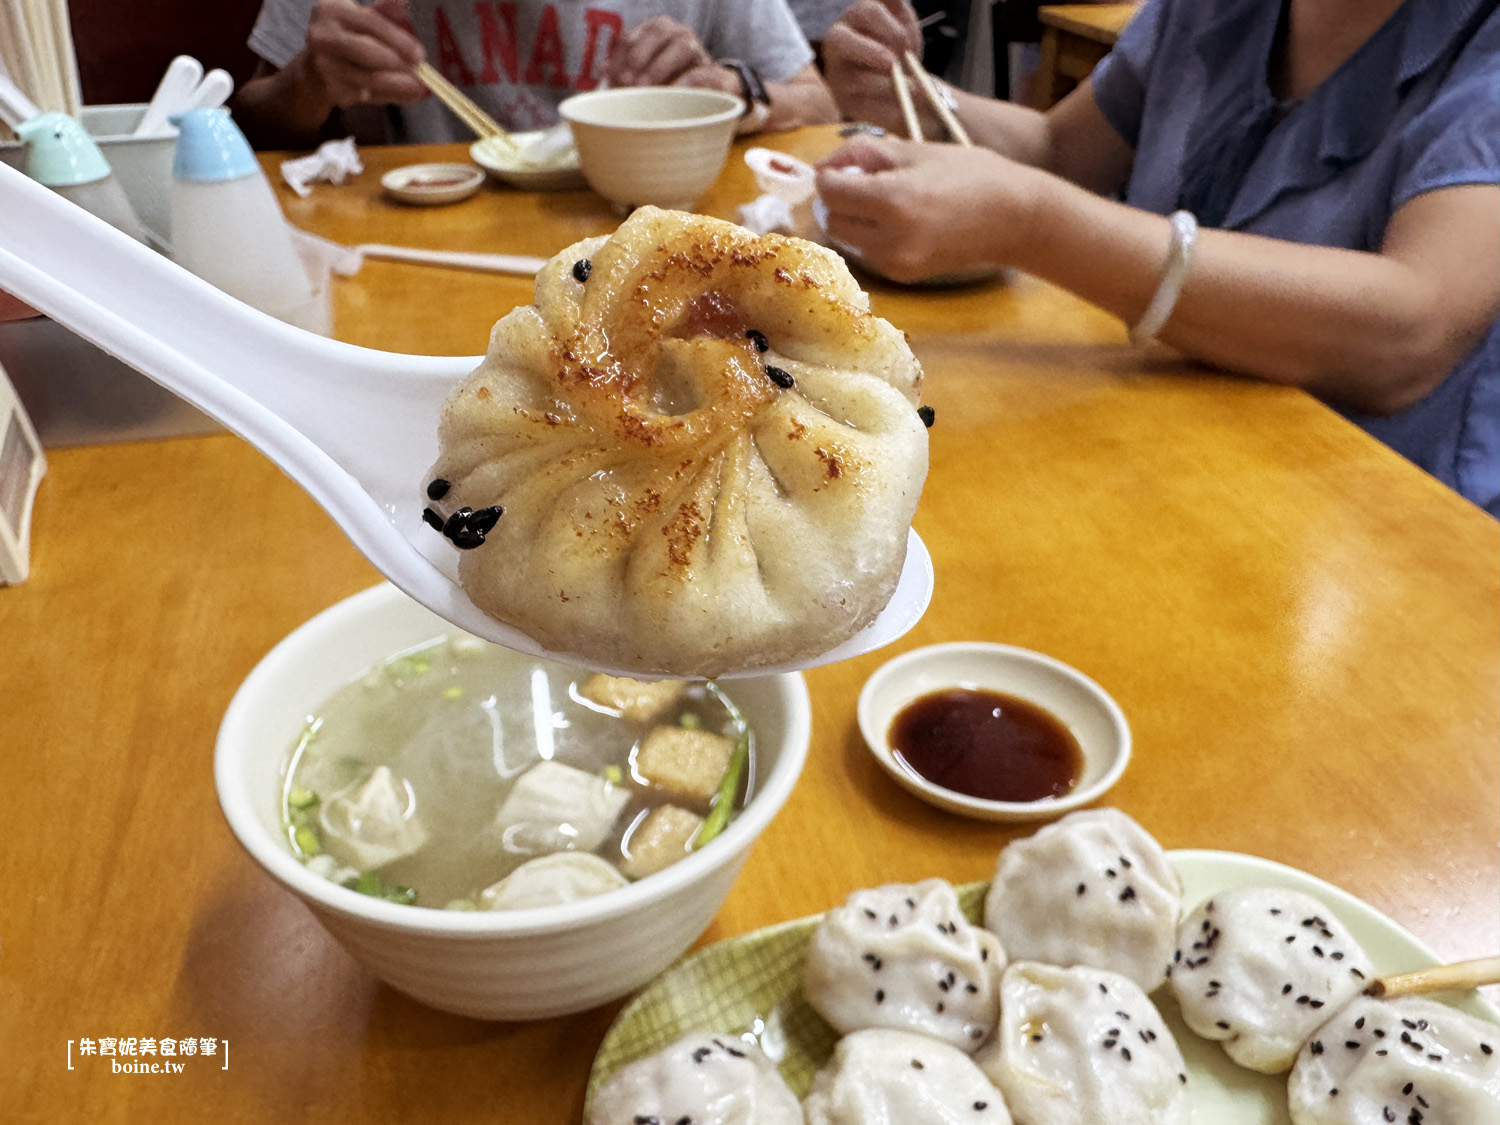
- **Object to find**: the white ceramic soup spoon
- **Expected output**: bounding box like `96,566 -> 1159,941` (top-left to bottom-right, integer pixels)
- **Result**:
0,163 -> 933,677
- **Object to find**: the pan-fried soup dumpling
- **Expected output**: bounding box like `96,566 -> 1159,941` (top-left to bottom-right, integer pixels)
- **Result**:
803,1028 -> 1014,1125
1286,994 -> 1500,1125
427,206 -> 928,678
1168,886 -> 1375,1073
802,879 -> 1007,1052
983,808 -> 1181,993
586,1032 -> 803,1125
975,961 -> 1190,1125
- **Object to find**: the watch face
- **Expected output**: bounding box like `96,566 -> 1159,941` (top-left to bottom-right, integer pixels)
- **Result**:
720,58 -> 769,107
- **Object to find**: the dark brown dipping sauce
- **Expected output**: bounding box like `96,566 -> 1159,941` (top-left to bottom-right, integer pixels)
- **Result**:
889,688 -> 1083,803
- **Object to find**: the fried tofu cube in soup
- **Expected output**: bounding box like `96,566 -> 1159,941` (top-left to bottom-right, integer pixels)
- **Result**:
580,675 -> 686,724
635,726 -> 734,804
620,805 -> 705,880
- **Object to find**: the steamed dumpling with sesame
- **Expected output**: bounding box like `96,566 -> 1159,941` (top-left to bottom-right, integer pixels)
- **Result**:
803,1029 -> 1013,1125
425,206 -> 928,678
1167,886 -> 1375,1073
802,879 -> 1007,1053
983,808 -> 1182,993
975,961 -> 1190,1125
586,1032 -> 803,1125
1286,994 -> 1500,1124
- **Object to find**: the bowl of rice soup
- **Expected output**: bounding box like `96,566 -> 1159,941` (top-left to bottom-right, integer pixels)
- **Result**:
215,582 -> 811,1020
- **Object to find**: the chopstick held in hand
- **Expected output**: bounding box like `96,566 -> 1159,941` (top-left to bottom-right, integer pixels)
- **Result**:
413,60 -> 517,151
890,61 -> 922,142
902,50 -> 972,147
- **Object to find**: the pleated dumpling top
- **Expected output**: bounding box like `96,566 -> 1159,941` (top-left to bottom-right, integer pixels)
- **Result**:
428,207 -> 929,677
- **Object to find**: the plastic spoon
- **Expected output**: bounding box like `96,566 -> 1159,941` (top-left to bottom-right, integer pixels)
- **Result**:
287,230 -> 545,278
0,162 -> 934,677
0,72 -> 41,129
134,55 -> 204,137
186,68 -> 234,112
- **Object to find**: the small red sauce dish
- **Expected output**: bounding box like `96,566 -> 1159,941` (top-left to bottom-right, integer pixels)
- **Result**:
380,162 -> 485,205
857,643 -> 1130,822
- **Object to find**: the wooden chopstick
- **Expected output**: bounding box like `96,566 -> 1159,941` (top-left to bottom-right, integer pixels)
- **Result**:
413,62 -> 486,132
413,60 -> 517,149
902,49 -> 972,147
890,61 -> 922,142
1365,956 -> 1500,999
414,61 -> 500,140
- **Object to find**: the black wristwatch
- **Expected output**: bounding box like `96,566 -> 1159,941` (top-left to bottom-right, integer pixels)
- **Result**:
718,57 -> 771,132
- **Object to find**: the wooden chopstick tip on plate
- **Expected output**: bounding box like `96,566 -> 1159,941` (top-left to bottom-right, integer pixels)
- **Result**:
1364,955 -> 1500,999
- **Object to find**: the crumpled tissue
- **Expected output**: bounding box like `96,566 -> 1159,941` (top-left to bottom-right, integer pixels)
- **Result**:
737,148 -> 826,242
281,137 -> 364,198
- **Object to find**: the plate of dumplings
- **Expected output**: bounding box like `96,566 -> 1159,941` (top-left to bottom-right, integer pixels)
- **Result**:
584,808 -> 1500,1124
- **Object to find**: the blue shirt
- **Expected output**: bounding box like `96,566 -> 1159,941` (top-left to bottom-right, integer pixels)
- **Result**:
1092,0 -> 1500,515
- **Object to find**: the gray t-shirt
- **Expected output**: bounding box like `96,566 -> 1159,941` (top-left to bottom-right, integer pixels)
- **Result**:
786,0 -> 851,42
250,0 -> 815,141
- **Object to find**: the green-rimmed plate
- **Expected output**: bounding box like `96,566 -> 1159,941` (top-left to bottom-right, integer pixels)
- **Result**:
586,850 -> 1499,1121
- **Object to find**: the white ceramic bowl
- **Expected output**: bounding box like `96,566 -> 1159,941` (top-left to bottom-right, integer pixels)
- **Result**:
857,642 -> 1129,822
215,582 -> 811,1020
558,87 -> 743,211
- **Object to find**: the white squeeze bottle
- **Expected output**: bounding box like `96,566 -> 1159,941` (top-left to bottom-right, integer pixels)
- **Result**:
169,107 -> 317,328
16,113 -> 149,243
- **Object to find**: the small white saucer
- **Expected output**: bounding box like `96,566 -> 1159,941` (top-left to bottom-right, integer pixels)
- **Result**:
470,132 -> 585,191
380,162 -> 484,205
857,642 -> 1130,821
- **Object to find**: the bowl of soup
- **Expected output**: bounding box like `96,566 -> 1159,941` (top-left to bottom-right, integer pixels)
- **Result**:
215,582 -> 811,1020
558,86 -> 743,212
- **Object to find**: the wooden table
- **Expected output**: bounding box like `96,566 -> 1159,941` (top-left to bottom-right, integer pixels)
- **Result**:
1034,3 -> 1138,108
4,129 -> 1497,1123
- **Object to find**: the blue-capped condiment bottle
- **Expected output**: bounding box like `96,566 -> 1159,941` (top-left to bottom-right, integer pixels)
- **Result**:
169,107 -> 317,328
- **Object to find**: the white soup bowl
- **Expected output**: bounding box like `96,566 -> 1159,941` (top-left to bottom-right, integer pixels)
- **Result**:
558,86 -> 743,211
215,582 -> 811,1020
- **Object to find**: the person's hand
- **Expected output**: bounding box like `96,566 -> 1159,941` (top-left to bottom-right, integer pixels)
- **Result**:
816,136 -> 1042,283
0,290 -> 38,322
303,0 -> 426,109
605,15 -> 738,95
822,0 -> 936,136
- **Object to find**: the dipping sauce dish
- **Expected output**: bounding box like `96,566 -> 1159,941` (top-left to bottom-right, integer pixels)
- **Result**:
886,686 -> 1084,802
858,642 -> 1130,821
380,162 -> 485,205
